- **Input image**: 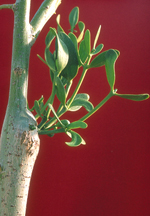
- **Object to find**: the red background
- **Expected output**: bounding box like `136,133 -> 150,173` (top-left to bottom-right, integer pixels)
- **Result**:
0,0 -> 150,215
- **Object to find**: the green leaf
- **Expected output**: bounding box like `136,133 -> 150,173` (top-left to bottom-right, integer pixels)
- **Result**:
93,25 -> 101,49
105,49 -> 119,90
77,21 -> 85,43
45,48 -> 56,71
55,76 -> 66,105
89,49 -> 119,90
65,130 -> 83,147
115,49 -> 120,57
55,119 -> 70,127
74,93 -> 90,101
115,93 -> 149,101
84,29 -> 91,55
58,32 -> 79,80
67,121 -> 87,130
69,7 -> 79,32
45,28 -> 56,47
79,30 -> 91,63
56,14 -> 64,33
56,34 -> 69,73
67,93 -> 91,111
89,50 -> 107,68
68,32 -> 78,51
91,44 -> 104,55
44,28 -> 57,71
68,99 -> 94,112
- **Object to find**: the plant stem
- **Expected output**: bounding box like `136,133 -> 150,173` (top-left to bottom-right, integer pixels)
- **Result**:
80,91 -> 113,122
0,0 -> 61,215
67,66 -> 88,108
30,0 -> 61,44
0,4 -> 14,10
38,127 -> 65,135
67,54 -> 92,108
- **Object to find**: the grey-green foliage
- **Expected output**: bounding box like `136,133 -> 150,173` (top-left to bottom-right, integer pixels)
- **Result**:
29,7 -> 149,147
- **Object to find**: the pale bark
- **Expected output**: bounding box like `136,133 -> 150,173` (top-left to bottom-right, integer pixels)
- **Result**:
0,0 -> 61,215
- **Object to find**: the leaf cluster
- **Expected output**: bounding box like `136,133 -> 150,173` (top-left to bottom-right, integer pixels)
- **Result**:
29,7 -> 149,147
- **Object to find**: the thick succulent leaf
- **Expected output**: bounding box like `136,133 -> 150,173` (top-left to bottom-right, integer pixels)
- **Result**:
68,32 -> 78,51
77,21 -> 85,43
79,29 -> 91,64
65,130 -> 83,147
56,34 -> 69,73
79,39 -> 88,64
69,7 -> 79,32
55,119 -> 70,127
45,48 -> 56,71
58,32 -> 79,80
45,28 -> 56,47
69,99 -> 94,112
84,29 -> 91,55
105,49 -> 119,90
74,93 -> 90,101
115,93 -> 149,101
67,93 -> 90,111
93,25 -> 101,49
89,49 -> 119,90
55,76 -> 66,105
89,50 -> 106,68
67,121 -> 87,130
44,28 -> 56,71
91,44 -> 104,55
115,49 -> 120,57
56,14 -> 64,33
68,105 -> 82,112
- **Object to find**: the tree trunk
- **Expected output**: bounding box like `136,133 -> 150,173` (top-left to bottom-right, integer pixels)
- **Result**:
0,0 -> 61,215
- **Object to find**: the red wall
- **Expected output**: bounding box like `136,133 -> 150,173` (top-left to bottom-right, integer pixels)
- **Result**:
0,0 -> 150,216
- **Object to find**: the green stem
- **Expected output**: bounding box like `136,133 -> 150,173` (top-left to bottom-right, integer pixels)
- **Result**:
67,66 -> 88,108
67,55 -> 92,108
56,80 -> 73,115
80,91 -> 113,122
30,0 -> 61,44
38,127 -> 65,135
43,105 -> 67,129
0,4 -> 14,10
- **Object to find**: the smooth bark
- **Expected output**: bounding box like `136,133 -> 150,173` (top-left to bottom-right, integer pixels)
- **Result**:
0,0 -> 61,215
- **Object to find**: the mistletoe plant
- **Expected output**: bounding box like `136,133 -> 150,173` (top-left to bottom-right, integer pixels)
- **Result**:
29,7 -> 149,146
0,2 -> 149,216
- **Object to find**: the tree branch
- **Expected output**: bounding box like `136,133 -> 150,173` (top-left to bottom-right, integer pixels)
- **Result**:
30,0 -> 61,45
0,4 -> 14,10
